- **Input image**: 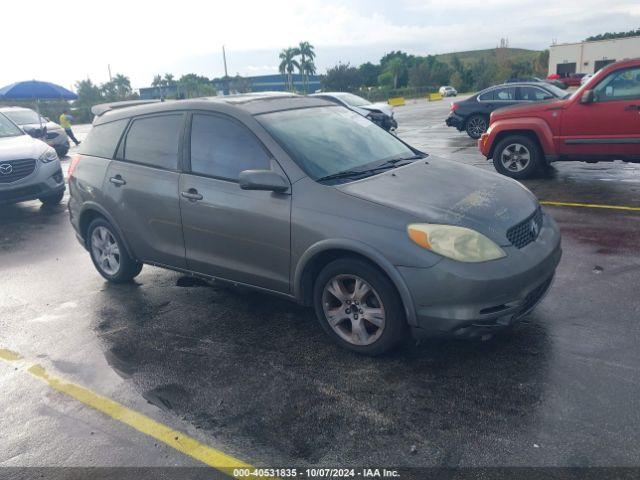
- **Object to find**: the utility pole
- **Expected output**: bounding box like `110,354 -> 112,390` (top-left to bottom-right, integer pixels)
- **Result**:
108,64 -> 112,82
222,45 -> 229,95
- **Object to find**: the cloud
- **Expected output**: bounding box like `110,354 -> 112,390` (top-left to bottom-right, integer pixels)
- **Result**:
0,0 -> 638,88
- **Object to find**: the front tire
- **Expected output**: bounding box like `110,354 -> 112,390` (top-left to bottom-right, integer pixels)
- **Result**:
39,191 -> 64,206
313,258 -> 407,355
55,144 -> 69,158
87,218 -> 142,283
492,135 -> 544,179
465,114 -> 488,139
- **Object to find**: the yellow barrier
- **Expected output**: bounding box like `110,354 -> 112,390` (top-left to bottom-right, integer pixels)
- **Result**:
388,96 -> 405,106
428,93 -> 443,101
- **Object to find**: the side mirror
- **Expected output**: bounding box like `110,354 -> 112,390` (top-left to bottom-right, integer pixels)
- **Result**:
238,169 -> 289,193
25,126 -> 46,138
581,90 -> 595,104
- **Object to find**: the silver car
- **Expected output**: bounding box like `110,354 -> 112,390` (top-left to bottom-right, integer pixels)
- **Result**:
0,106 -> 70,157
0,112 -> 65,205
310,92 -> 397,131
68,94 -> 561,355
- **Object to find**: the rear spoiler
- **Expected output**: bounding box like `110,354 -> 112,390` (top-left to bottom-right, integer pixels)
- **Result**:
91,99 -> 164,117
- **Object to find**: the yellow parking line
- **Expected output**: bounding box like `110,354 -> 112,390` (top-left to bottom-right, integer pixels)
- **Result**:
0,348 -> 270,479
540,201 -> 640,212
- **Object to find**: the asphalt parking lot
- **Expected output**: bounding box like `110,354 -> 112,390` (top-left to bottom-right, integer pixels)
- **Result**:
1,100 -> 640,476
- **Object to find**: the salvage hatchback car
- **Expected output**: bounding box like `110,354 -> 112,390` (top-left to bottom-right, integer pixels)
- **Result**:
68,94 -> 561,355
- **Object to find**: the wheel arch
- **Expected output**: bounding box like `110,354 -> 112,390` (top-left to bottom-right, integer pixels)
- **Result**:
78,202 -> 136,259
293,239 -> 418,326
487,118 -> 555,159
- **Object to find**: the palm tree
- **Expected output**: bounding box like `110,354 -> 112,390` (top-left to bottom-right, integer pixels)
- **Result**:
278,48 -> 300,91
297,41 -> 316,93
112,74 -> 132,99
163,73 -> 176,86
301,58 -> 317,93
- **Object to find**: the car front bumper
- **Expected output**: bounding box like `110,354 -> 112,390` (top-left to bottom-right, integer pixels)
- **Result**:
398,211 -> 562,339
0,160 -> 65,204
445,113 -> 464,130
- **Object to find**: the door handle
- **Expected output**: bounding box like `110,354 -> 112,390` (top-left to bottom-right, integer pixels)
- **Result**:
109,175 -> 126,186
624,105 -> 640,111
181,189 -> 203,201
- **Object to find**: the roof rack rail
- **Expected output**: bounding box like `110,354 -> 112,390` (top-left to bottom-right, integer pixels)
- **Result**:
91,99 -> 164,117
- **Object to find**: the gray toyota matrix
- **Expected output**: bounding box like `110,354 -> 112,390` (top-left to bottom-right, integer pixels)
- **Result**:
68,93 -> 561,355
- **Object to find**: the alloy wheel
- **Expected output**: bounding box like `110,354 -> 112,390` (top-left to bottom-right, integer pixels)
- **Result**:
500,143 -> 531,172
321,274 -> 385,346
91,226 -> 121,276
467,117 -> 487,138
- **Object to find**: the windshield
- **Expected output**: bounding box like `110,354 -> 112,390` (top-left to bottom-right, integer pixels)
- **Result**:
258,106 -> 415,180
3,109 -> 44,125
0,113 -> 24,138
334,93 -> 371,107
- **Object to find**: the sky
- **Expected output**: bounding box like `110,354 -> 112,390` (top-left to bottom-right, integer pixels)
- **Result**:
2,0 -> 639,90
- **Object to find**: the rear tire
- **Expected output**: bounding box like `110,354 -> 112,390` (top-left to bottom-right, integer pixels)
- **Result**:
313,258 -> 407,355
492,135 -> 544,179
87,218 -> 142,283
39,191 -> 64,206
465,114 -> 488,139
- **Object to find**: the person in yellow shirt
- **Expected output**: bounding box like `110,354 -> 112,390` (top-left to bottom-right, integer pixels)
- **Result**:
59,109 -> 80,146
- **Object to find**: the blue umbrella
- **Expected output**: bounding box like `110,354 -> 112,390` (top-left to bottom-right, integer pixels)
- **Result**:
0,80 -> 77,100
0,80 -> 77,136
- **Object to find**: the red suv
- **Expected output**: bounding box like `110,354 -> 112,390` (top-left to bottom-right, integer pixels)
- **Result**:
479,58 -> 640,178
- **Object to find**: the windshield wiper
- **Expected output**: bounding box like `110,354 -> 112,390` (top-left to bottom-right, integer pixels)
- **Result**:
316,154 -> 427,183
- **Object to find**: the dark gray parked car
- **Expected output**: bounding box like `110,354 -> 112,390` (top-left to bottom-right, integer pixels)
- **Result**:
68,94 -> 561,355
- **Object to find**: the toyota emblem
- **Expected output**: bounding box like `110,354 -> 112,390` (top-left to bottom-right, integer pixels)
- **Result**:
0,163 -> 13,175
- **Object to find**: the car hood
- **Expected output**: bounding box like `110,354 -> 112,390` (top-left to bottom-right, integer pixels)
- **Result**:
21,121 -> 63,131
359,103 -> 394,117
491,98 -> 568,120
336,158 -> 538,245
0,134 -> 48,161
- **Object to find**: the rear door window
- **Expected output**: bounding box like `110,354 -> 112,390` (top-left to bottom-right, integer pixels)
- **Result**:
494,87 -> 516,101
79,119 -> 128,159
123,114 -> 183,170
189,113 -> 271,181
517,86 -> 554,101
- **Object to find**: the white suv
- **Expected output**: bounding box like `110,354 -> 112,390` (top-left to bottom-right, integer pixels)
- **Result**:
0,113 -> 65,205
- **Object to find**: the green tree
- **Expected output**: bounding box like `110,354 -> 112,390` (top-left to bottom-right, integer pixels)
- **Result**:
322,63 -> 362,91
112,74 -> 132,99
408,56 -> 451,87
74,78 -> 103,122
278,48 -> 300,91
296,41 -> 316,93
177,74 -> 216,98
358,62 -> 381,87
385,57 -> 405,89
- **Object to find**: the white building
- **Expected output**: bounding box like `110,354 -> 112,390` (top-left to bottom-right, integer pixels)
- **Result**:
548,35 -> 640,76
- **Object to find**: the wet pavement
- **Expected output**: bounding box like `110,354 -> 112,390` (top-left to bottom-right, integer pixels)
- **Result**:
1,102 -> 639,473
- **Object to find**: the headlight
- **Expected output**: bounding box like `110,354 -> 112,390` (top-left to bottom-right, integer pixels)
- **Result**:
39,148 -> 58,163
407,224 -> 506,262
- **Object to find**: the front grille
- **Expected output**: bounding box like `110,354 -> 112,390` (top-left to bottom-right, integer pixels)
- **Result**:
506,208 -> 543,249
0,159 -> 37,184
519,277 -> 553,315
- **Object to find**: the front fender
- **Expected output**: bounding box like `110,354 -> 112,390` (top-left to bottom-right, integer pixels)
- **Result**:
293,238 -> 419,326
482,117 -> 556,157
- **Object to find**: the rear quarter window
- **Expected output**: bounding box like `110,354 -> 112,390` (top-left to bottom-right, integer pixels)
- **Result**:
79,119 -> 128,159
